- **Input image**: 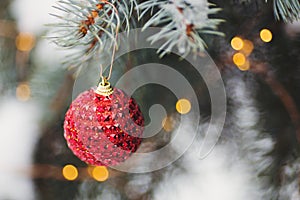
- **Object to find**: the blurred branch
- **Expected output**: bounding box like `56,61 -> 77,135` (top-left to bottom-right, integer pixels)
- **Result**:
251,63 -> 300,143
0,20 -> 17,39
28,164 -> 118,180
217,50 -> 300,143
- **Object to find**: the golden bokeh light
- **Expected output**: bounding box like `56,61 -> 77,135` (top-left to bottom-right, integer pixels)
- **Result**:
233,52 -> 246,66
176,99 -> 191,114
162,116 -> 175,132
15,32 -> 35,51
241,40 -> 254,56
231,37 -> 244,50
16,82 -> 31,101
91,166 -> 109,182
237,60 -> 250,71
260,29 -> 272,43
62,164 -> 78,181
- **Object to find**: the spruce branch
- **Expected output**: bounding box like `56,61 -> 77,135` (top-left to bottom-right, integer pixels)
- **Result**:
261,0 -> 300,22
48,0 -> 138,68
236,0 -> 300,22
138,0 -> 224,57
269,0 -> 300,22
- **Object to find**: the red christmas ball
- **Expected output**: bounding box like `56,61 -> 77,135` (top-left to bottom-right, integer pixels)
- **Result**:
64,88 -> 144,166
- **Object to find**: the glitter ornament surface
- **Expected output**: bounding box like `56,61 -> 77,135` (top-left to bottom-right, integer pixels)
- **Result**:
64,88 -> 144,166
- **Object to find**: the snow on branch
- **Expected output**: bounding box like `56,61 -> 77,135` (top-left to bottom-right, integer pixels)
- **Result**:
138,0 -> 224,57
48,0 -> 138,67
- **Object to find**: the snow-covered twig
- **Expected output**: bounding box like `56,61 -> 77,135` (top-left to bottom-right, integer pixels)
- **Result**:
48,0 -> 137,68
138,0 -> 224,57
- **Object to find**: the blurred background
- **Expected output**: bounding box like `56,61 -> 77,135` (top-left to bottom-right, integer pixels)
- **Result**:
1,0 -> 300,199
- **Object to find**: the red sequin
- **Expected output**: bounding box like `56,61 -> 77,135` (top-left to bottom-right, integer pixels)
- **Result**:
64,88 -> 144,166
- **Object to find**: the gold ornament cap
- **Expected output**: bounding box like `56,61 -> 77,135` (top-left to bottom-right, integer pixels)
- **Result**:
95,77 -> 113,96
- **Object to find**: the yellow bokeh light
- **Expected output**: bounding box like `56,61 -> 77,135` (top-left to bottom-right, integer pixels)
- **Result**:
260,29 -> 272,43
176,99 -> 191,114
92,166 -> 109,182
231,37 -> 244,50
62,164 -> 78,181
162,116 -> 175,132
233,52 -> 246,66
237,60 -> 250,71
15,32 -> 35,51
16,82 -> 31,101
241,40 -> 254,56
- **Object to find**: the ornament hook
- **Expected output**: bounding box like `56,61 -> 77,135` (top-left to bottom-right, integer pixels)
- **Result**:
95,76 -> 113,96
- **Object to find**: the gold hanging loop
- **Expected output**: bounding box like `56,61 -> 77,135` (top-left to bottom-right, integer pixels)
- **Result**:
95,76 -> 113,96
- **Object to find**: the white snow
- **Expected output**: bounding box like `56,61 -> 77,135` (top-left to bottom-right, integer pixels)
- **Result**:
0,98 -> 40,200
10,0 -> 58,34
